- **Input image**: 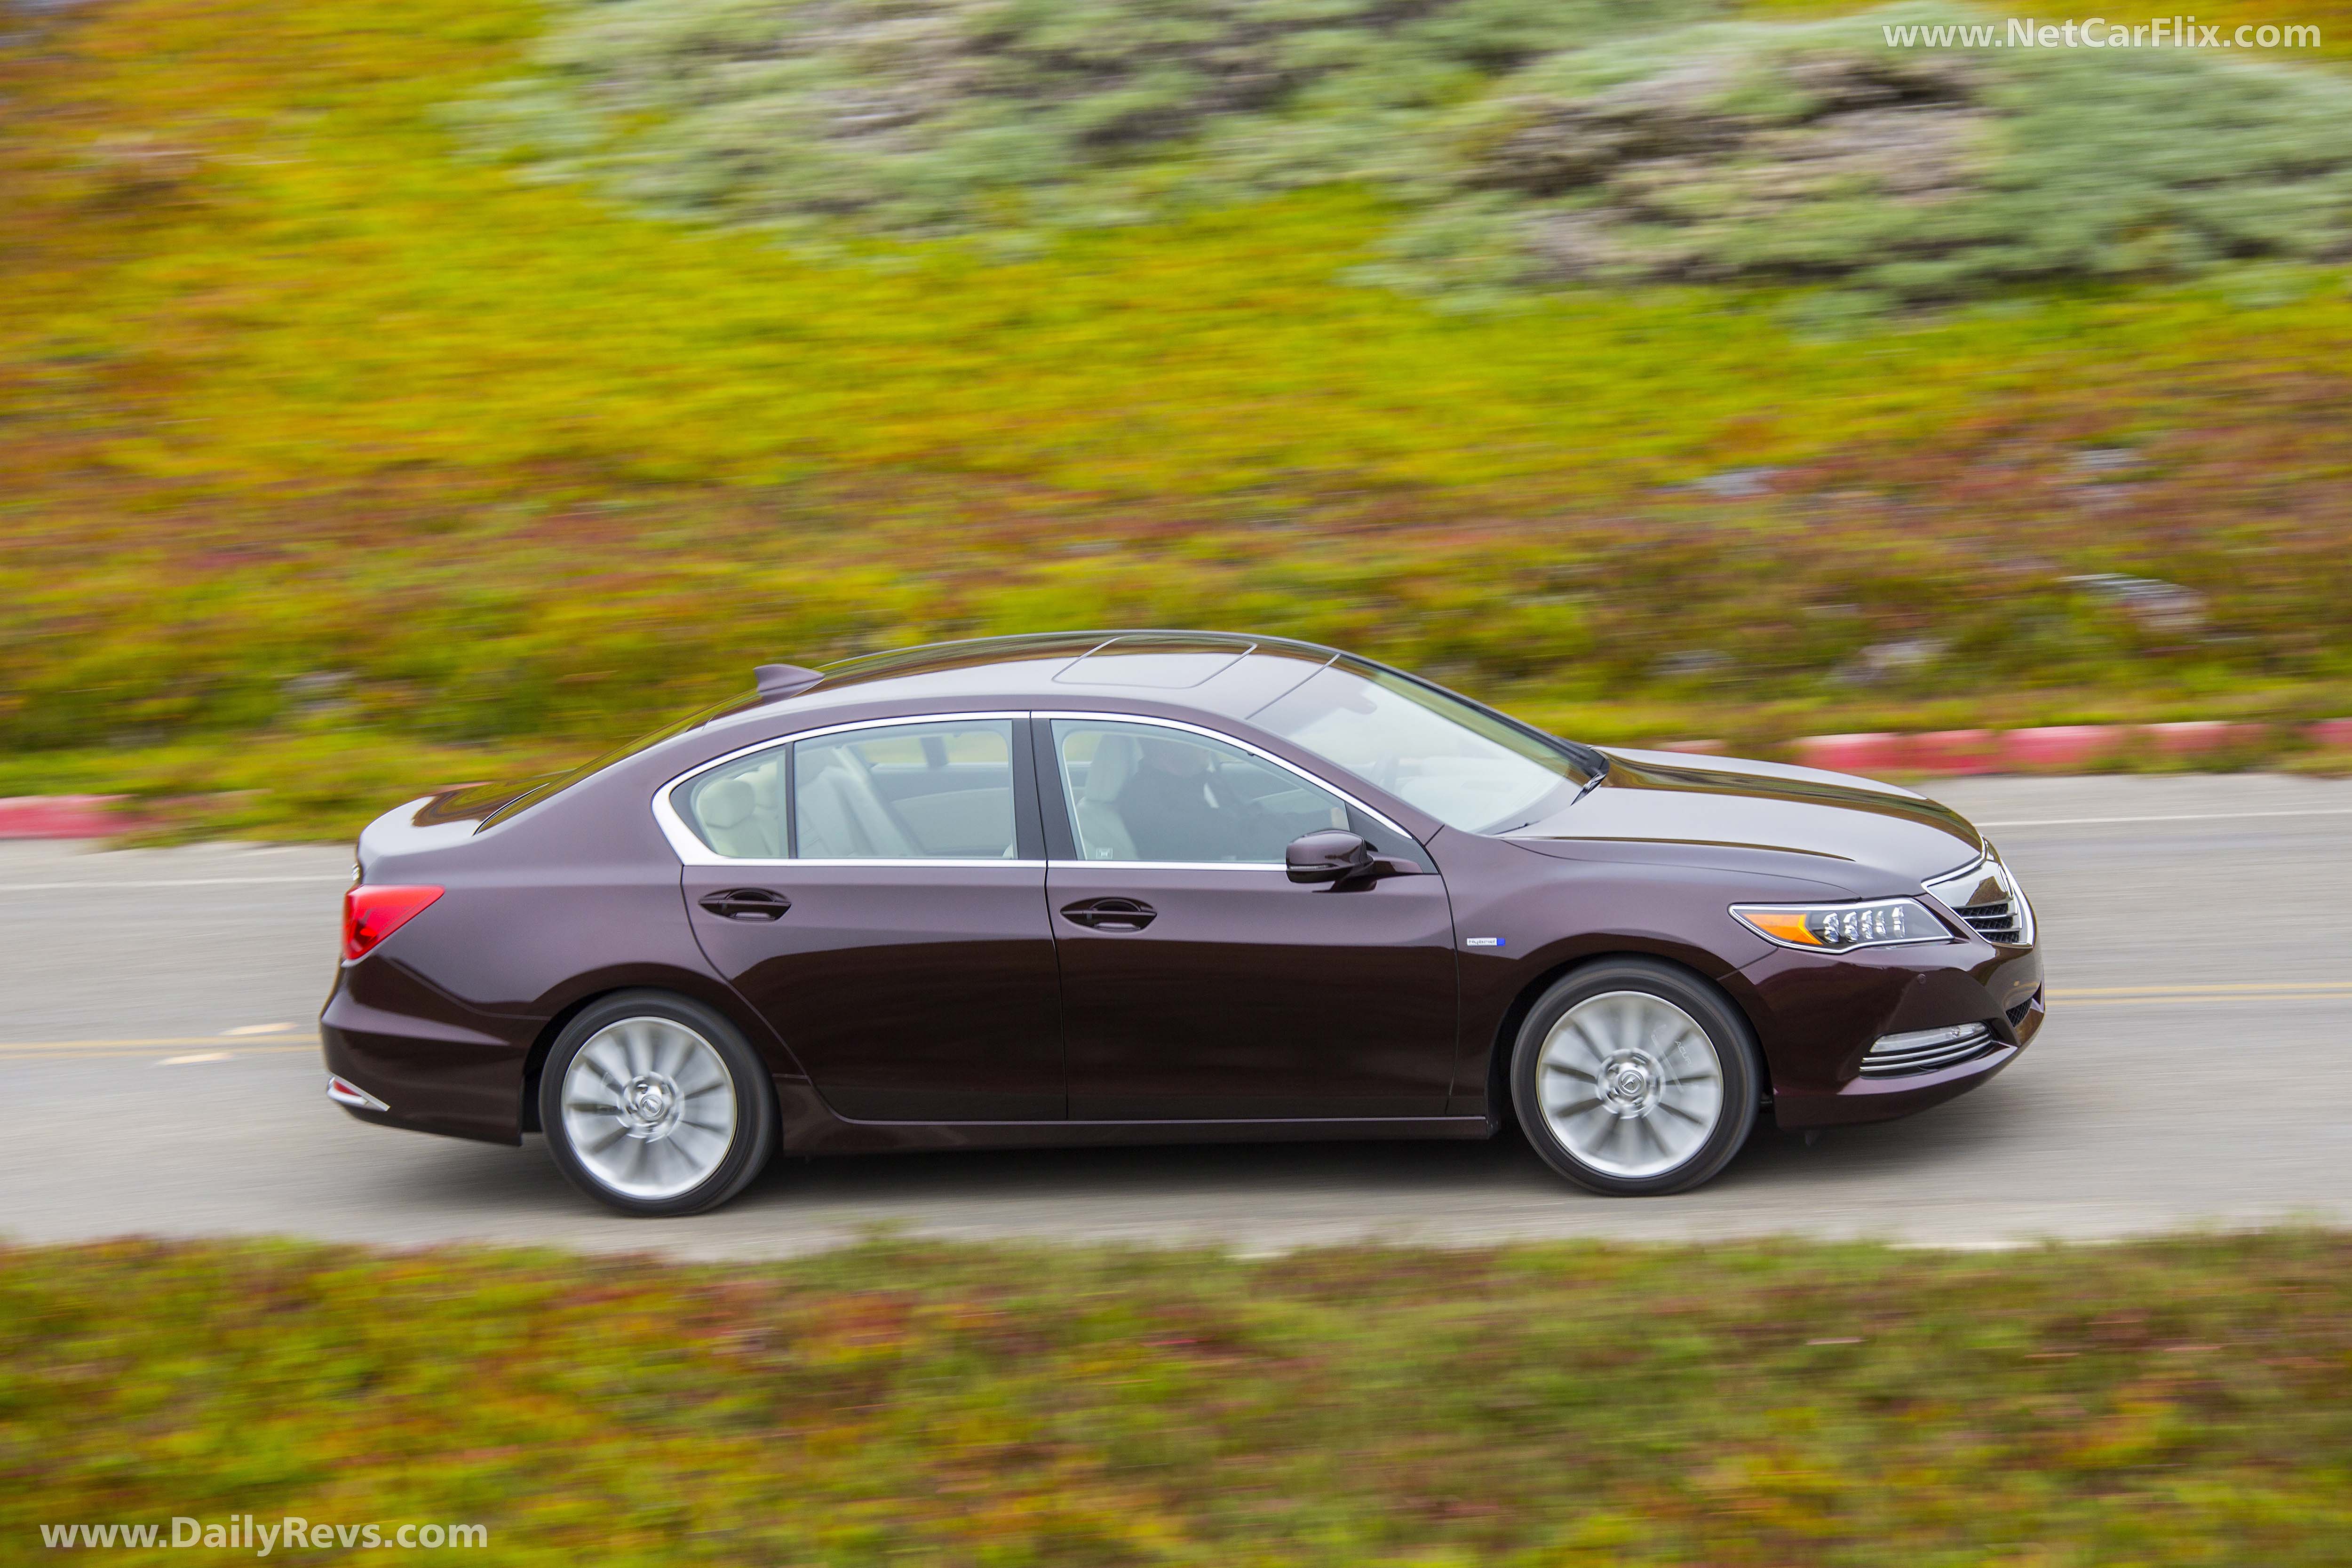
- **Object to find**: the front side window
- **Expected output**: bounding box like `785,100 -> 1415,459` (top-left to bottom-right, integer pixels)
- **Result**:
676,719 -> 1017,860
1252,664 -> 1587,834
1052,720 -> 1350,865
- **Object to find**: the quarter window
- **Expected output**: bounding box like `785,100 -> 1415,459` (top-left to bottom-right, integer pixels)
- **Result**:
1051,720 -> 1350,865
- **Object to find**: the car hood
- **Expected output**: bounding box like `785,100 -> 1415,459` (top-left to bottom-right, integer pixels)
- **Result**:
1505,747 -> 1983,884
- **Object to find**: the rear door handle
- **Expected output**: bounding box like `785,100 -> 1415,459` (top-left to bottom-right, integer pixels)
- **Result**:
1059,897 -> 1156,931
698,888 -> 790,922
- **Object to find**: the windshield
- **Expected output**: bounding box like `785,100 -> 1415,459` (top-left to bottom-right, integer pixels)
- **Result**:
1251,663 -> 1597,834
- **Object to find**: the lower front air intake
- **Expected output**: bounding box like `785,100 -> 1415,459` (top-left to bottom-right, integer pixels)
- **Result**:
1859,1022 -> 1996,1077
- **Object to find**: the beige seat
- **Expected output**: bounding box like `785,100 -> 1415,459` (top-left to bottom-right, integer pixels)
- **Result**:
796,746 -> 917,858
694,776 -> 779,858
1073,732 -> 1139,861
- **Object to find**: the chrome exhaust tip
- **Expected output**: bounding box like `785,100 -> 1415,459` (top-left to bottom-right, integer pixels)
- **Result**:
325,1074 -> 389,1113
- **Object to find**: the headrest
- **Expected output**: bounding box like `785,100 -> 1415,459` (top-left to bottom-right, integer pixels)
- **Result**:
1083,732 -> 1139,801
699,777 -> 755,829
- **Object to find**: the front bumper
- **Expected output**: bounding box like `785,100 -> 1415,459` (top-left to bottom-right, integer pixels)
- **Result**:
1723,935 -> 2045,1131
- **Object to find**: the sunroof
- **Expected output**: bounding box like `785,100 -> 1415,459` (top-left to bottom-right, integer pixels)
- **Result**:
1054,636 -> 1255,689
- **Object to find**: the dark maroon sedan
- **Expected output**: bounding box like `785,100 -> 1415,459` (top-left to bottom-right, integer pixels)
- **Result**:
323,631 -> 2043,1215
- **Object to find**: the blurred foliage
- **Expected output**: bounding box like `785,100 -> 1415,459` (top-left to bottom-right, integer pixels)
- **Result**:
469,0 -> 2352,303
1391,5 -> 2352,302
5,1233 -> 2352,1563
458,0 -> 1720,238
3,0 -> 2352,836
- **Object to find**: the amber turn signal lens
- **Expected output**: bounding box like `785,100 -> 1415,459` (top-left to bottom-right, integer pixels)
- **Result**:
1731,897 -> 1944,952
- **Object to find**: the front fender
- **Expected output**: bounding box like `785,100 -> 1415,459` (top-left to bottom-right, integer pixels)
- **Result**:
1429,829 -> 1847,1117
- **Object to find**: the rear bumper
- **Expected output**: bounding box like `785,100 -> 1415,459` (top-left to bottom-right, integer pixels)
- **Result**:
319,965 -> 534,1146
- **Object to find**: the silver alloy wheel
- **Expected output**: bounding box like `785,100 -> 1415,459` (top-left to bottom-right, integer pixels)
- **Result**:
559,1016 -> 739,1201
1535,990 -> 1726,1180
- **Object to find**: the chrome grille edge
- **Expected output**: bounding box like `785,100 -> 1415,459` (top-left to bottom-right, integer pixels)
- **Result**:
1859,1022 -> 1996,1077
1924,851 -> 2033,946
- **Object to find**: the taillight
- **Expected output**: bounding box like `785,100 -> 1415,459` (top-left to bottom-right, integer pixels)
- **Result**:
342,884 -> 443,962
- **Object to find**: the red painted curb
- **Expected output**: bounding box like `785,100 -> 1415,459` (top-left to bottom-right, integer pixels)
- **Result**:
0,795 -> 126,839
1792,733 -> 1908,772
2001,726 -> 2123,770
1909,729 -> 2000,775
2145,719 -> 2265,756
1784,718 -> 2345,777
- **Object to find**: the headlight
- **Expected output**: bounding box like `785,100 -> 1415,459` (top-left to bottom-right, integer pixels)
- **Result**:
1732,897 -> 1950,952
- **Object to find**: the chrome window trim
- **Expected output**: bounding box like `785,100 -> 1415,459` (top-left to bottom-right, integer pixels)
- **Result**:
1048,860 -> 1294,872
651,707 -> 1419,868
682,857 -> 1046,871
652,711 -> 1029,867
1033,708 -> 1423,864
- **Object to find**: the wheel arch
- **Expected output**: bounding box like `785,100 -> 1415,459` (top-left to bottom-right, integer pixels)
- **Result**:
1483,947 -> 1776,1132
518,972 -> 789,1134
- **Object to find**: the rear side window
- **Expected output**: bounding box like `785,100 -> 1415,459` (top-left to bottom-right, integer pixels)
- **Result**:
797,720 -> 1016,859
674,719 -> 1018,860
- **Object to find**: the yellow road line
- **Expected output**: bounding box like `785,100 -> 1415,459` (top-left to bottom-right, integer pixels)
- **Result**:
0,1036 -> 319,1054
0,1046 -> 322,1063
2052,982 -> 2352,998
2059,996 -> 2351,1009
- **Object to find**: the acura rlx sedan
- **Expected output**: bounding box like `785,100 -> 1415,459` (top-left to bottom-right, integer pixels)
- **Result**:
324,631 -> 2043,1215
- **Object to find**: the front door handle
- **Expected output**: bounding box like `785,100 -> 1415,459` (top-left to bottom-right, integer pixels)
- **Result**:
699,888 -> 790,922
1059,897 -> 1156,931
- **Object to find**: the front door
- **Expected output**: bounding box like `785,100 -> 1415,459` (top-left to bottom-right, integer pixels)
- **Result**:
1040,716 -> 1457,1120
676,715 -> 1063,1121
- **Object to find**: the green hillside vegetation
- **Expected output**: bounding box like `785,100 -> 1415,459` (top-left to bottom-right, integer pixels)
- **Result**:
476,0 -> 2352,304
7,1235 -> 2352,1563
4,0 -> 2351,836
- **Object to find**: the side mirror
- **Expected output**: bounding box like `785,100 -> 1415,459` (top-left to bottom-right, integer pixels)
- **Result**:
1287,829 -> 1374,884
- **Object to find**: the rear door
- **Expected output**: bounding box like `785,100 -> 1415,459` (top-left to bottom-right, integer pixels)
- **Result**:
667,714 -> 1064,1121
1039,715 -> 1458,1121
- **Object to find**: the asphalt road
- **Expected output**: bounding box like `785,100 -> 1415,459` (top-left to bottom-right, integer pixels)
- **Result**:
4,774 -> 2349,1258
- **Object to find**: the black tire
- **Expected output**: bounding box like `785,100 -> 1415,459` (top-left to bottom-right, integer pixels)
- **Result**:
538,990 -> 778,1217
1510,958 -> 1761,1196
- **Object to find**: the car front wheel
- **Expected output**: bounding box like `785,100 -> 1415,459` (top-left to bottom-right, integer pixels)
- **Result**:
539,992 -> 777,1217
1511,960 -> 1760,1196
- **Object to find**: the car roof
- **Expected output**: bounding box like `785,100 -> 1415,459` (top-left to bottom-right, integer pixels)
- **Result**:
771,630 -> 1354,721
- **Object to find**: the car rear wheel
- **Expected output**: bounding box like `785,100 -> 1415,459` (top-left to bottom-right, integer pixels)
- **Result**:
1510,960 -> 1760,1196
539,992 -> 777,1217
